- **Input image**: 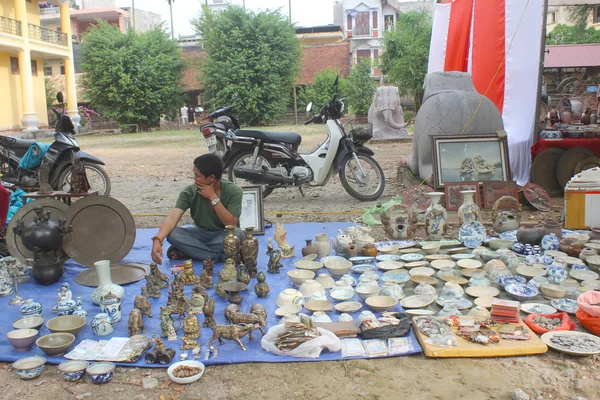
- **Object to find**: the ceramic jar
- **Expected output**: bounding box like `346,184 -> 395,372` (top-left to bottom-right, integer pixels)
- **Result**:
441,282 -> 464,298
468,306 -> 491,320
331,231 -> 353,256
469,270 -> 490,287
547,259 -> 567,284
561,279 -> 580,299
314,234 -> 331,258
438,305 -> 462,317
425,192 -> 447,240
354,234 -> 375,253
436,267 -> 456,279
72,297 -> 88,321
589,228 -> 600,241
380,281 -> 404,300
541,219 -> 563,239
458,190 -> 480,224
91,313 -> 113,337
492,211 -> 520,233
580,248 -> 597,263
527,276 -> 548,290
90,260 -> 124,306
54,299 -> 77,316
301,239 -> 318,257
99,292 -> 122,323
343,244 -> 359,259
541,234 -> 560,252
414,283 -> 437,299
361,243 -> 378,257
20,299 -> 42,317
517,227 -> 544,245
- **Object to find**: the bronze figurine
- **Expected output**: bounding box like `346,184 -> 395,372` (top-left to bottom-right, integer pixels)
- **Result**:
150,263 -> 170,288
208,322 -> 262,351
216,258 -> 237,298
237,263 -> 250,285
254,271 -> 270,298
128,308 -> 145,337
241,227 -> 259,278
134,295 -> 152,318
224,303 -> 267,336
267,249 -> 283,274
159,306 -> 176,339
203,256 -> 214,276
202,297 -> 215,328
186,292 -> 205,314
37,159 -> 53,194
180,336 -> 199,351
143,275 -> 161,299
223,225 -> 241,264
180,259 -> 197,285
182,314 -> 201,339
199,269 -> 213,289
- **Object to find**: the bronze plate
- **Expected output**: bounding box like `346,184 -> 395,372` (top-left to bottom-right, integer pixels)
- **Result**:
6,199 -> 69,264
74,262 -> 150,287
62,196 -> 136,267
523,183 -> 552,212
531,148 -> 564,197
557,147 -> 596,189
574,156 -> 600,175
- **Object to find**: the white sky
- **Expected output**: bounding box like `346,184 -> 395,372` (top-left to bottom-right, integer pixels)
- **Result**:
115,0 -> 336,37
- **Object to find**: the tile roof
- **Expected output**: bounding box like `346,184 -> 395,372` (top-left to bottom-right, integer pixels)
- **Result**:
297,42 -> 351,85
545,44 -> 600,68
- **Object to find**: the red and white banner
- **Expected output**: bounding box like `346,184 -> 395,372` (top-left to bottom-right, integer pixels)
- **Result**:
428,0 -> 545,186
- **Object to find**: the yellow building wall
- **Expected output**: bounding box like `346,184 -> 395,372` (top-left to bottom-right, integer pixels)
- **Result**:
32,56 -> 48,129
0,53 -> 22,130
26,0 -> 41,26
0,0 -> 16,19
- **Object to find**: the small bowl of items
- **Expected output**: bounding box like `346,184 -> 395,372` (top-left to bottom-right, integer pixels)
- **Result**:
12,356 -> 46,380
58,360 -> 89,382
86,362 -> 115,384
167,361 -> 205,384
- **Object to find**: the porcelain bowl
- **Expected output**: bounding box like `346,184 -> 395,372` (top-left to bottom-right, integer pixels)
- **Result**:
355,285 -> 382,300
540,283 -> 567,299
167,360 -> 205,385
325,259 -> 352,277
275,289 -> 305,308
287,269 -> 315,286
315,273 -> 335,289
298,280 -> 325,298
376,261 -> 405,271
7,329 -> 38,352
422,244 -> 441,254
86,362 -> 115,384
505,283 -> 539,301
58,360 -> 89,382
430,260 -> 456,270
293,260 -> 323,273
46,316 -> 86,336
12,356 -> 46,380
349,256 -> 376,265
303,300 -> 334,313
320,256 -> 346,264
586,255 -> 600,272
488,239 -> 514,251
365,295 -> 398,313
36,333 -> 75,356
12,315 -> 44,330
129,335 -> 150,353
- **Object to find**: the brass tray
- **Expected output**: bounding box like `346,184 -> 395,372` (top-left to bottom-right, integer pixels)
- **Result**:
74,262 -> 150,287
6,199 -> 69,264
62,196 -> 136,267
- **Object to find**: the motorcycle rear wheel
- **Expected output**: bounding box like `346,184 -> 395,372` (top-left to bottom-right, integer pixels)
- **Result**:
339,153 -> 385,201
228,150 -> 275,199
57,162 -> 112,196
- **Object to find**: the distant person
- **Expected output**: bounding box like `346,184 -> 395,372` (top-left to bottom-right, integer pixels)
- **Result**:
188,105 -> 195,125
180,105 -> 189,125
596,83 -> 600,116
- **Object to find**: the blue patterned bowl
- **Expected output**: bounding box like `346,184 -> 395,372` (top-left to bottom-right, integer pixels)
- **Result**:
86,362 -> 115,384
58,360 -> 88,382
13,356 -> 46,380
505,283 -> 539,301
349,256 -> 375,265
571,264 -> 589,271
497,275 -> 527,287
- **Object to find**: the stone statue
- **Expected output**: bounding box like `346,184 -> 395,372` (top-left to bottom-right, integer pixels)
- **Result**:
37,159 -> 53,194
368,86 -> 409,139
407,72 -> 504,184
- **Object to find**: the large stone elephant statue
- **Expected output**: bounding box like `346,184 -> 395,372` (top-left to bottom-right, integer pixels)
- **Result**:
368,86 -> 409,139
407,72 -> 504,184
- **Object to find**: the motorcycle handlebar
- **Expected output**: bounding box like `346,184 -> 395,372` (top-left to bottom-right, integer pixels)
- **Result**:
304,114 -> 320,125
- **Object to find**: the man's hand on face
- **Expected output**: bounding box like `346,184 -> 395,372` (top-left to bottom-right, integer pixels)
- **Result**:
196,182 -> 217,200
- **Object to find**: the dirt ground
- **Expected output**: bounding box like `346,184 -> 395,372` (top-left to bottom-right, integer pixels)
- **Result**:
1,126 -> 595,400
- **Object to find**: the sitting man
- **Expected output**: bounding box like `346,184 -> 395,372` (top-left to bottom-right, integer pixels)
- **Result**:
151,154 -> 243,264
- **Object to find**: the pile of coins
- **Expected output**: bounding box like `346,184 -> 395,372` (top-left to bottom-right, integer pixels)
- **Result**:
173,365 -> 203,378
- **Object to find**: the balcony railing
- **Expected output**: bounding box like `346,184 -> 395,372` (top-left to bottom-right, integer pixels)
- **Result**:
28,24 -> 68,46
40,7 -> 61,16
353,26 -> 372,37
0,16 -> 22,36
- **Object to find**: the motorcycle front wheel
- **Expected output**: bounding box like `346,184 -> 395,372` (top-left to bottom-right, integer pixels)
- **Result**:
227,150 -> 275,199
57,162 -> 112,196
339,153 -> 385,201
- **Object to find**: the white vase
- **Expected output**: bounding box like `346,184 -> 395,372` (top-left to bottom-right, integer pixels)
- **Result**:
458,190 -> 480,224
425,192 -> 447,241
314,234 -> 331,258
90,260 -> 124,306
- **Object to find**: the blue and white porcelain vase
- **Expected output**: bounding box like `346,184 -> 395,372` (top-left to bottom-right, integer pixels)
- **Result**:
541,234 -> 560,252
425,192 -> 447,241
91,313 -> 113,337
72,296 -> 88,321
546,259 -> 567,284
512,242 -> 525,255
99,292 -> 122,323
458,190 -> 480,225
20,298 -> 42,317
53,299 -> 77,316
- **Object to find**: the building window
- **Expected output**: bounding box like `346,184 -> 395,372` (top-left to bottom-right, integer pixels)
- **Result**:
384,15 -> 394,30
549,12 -> 556,23
44,65 -> 53,76
373,49 -> 379,63
594,7 -> 600,24
10,57 -> 19,74
347,14 -> 353,31
355,11 -> 370,36
60,63 -> 65,75
31,60 -> 37,76
356,49 -> 371,64
372,11 -> 378,29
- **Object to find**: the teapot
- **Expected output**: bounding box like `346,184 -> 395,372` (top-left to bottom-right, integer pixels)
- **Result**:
331,230 -> 353,255
354,233 -> 375,253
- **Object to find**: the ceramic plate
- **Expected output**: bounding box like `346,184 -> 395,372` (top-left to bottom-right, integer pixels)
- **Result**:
541,331 -> 600,356
275,305 -> 302,316
375,240 -> 418,250
520,303 -> 557,314
447,247 -> 469,254
474,296 -> 495,309
457,259 -> 482,269
465,286 -> 500,298
461,269 -> 477,278
545,250 -> 568,258
570,269 -> 599,281
451,254 -> 476,261
497,275 -> 527,287
349,256 -> 376,265
404,309 -> 435,316
303,300 -> 334,313
404,261 -> 429,269
430,260 -> 457,270
523,182 -> 553,212
376,261 -> 405,271
562,256 -> 583,266
516,265 -> 547,278
334,301 -> 362,313
376,254 -> 401,262
350,264 -> 376,274
411,275 -> 439,285
377,245 -> 400,254
409,267 -> 435,277
399,248 -> 422,255
435,296 -> 473,310
426,254 -> 451,262
381,271 -> 411,285
440,276 -> 469,285
299,254 -> 318,262
400,295 -> 434,309
551,298 -> 579,314
74,263 -> 150,287
400,253 -> 425,262
458,221 -> 487,245
499,230 -> 518,241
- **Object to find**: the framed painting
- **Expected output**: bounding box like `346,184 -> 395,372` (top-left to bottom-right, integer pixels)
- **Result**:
444,182 -> 481,211
482,181 -> 519,209
431,134 -> 511,189
240,186 -> 265,235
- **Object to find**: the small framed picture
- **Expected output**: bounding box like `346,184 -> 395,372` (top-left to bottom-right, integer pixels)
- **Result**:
240,186 -> 265,235
444,182 -> 481,211
482,181 -> 519,209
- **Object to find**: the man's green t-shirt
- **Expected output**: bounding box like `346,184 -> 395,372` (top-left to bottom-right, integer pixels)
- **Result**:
175,179 -> 243,231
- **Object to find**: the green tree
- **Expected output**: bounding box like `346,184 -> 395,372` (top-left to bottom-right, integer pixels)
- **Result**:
345,59 -> 376,116
547,23 -> 600,45
381,9 -> 432,111
80,21 -> 185,128
193,6 -> 301,125
297,67 -> 346,112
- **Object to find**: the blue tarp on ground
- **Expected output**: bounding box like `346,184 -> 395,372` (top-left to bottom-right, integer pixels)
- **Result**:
0,223 -> 422,366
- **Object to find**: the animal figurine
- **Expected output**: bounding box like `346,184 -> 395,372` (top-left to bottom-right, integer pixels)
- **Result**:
128,309 -> 145,337
274,222 -> 295,258
224,303 -> 267,335
165,290 -> 187,326
208,322 -> 263,351
171,270 -> 184,293
134,295 -> 152,318
267,249 -> 283,274
180,336 -> 199,350
143,275 -> 161,299
186,292 -> 205,315
150,263 -> 170,288
254,271 -> 270,298
199,269 -> 213,289
180,259 -> 197,285
203,256 -> 214,276
202,297 -> 215,328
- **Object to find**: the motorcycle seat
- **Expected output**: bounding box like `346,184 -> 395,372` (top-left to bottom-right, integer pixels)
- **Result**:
235,129 -> 302,146
0,137 -> 36,157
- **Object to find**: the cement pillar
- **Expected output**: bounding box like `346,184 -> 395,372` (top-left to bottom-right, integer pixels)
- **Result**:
14,0 -> 38,132
60,1 -> 80,130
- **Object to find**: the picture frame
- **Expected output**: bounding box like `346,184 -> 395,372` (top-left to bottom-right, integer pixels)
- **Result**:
431,134 -> 511,189
443,182 -> 481,211
482,181 -> 519,209
240,186 -> 265,235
